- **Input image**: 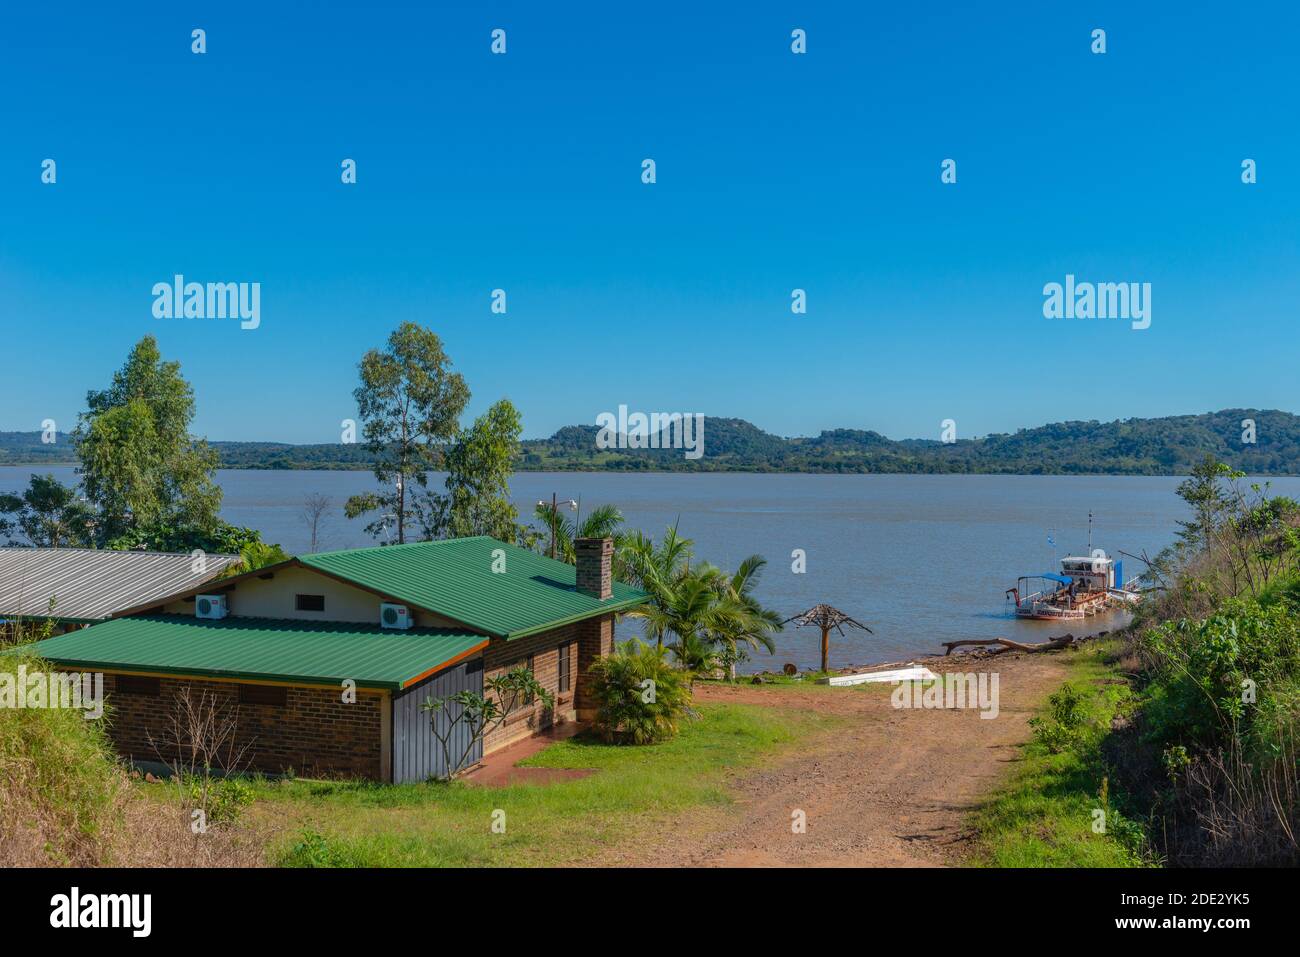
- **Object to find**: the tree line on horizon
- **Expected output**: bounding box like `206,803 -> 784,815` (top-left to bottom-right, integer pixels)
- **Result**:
5,409 -> 1299,476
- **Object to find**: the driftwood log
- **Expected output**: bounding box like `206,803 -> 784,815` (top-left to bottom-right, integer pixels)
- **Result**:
940,635 -> 1076,656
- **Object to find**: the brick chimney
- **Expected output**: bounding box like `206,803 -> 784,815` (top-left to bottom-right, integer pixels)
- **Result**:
574,537 -> 613,600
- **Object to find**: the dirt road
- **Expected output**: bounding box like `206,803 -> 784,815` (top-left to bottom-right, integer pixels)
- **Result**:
606,651 -> 1070,867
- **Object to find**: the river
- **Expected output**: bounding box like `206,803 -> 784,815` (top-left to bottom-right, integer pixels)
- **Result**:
8,467 -> 1297,670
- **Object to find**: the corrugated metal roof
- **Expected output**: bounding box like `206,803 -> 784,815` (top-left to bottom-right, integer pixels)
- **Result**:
0,548 -> 241,621
301,536 -> 647,639
26,614 -> 487,690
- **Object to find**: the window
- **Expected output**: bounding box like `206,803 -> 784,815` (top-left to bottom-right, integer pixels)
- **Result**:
558,642 -> 572,693
238,684 -> 287,707
116,674 -> 159,696
524,654 -> 536,705
295,594 -> 325,612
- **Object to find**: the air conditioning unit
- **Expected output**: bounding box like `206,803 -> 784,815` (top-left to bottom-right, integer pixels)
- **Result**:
380,602 -> 411,630
195,594 -> 228,620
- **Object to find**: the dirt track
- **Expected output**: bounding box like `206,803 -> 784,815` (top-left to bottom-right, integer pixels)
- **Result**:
604,651 -> 1070,867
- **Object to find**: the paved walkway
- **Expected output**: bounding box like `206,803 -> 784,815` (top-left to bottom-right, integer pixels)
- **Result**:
460,722 -> 591,787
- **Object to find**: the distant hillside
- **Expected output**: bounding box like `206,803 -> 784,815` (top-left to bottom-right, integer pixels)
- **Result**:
519,410 -> 1300,475
0,431 -> 77,466
2,409 -> 1298,475
0,434 -> 374,471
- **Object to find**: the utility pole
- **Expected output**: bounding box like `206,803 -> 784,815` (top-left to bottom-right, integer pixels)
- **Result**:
538,494 -> 577,560
548,492 -> 558,559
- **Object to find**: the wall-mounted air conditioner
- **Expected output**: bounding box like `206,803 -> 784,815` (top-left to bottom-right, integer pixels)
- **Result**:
380,602 -> 411,630
195,594 -> 228,619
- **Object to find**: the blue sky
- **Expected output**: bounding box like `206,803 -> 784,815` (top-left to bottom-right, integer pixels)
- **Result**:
2,2 -> 1297,444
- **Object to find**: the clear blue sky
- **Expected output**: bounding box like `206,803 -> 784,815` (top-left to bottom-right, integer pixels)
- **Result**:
2,2 -> 1297,444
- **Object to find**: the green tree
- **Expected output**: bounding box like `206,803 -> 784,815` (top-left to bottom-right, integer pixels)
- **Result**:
1175,456 -> 1237,554
627,562 -> 750,672
416,399 -> 523,542
224,539 -> 292,577
106,518 -> 281,557
0,474 -> 94,547
618,523 -> 694,647
704,555 -> 782,678
533,501 -> 625,563
345,323 -> 469,544
73,336 -> 223,545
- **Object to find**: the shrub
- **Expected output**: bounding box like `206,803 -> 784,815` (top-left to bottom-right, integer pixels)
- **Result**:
588,640 -> 692,744
1137,590 -> 1300,864
278,829 -> 362,868
185,775 -> 254,828
1029,682 -> 1091,754
1141,598 -> 1300,757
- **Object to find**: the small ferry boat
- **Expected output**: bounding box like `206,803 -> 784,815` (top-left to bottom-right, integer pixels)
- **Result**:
1006,553 -> 1143,621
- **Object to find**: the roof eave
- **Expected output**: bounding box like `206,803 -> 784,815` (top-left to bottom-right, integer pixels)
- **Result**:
32,657 -> 405,692
501,594 -> 648,641
107,557 -> 302,619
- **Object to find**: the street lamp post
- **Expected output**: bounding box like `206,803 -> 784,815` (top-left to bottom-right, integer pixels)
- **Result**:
538,493 -> 578,560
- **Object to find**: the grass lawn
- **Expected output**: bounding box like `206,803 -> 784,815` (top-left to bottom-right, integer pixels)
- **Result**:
967,640 -> 1155,867
696,673 -> 899,694
247,701 -> 839,867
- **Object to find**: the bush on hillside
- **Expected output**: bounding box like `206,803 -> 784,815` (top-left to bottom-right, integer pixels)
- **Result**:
0,650 -> 263,866
1141,598 -> 1300,759
0,650 -> 125,865
1135,595 -> 1300,864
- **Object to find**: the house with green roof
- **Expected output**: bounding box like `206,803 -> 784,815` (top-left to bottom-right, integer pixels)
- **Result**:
26,536 -> 644,782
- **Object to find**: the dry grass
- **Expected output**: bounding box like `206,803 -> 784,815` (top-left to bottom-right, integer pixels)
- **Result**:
1,749 -> 268,868
0,649 -> 268,868
1173,738 -> 1300,866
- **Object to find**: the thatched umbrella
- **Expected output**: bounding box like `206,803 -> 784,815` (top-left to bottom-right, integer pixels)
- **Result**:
782,604 -> 872,674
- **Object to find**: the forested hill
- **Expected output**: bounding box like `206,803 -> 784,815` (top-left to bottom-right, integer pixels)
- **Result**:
517,410 -> 1300,474
2,409 -> 1298,475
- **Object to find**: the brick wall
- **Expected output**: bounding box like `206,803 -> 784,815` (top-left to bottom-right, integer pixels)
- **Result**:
575,614 -> 614,720
95,612 -> 620,776
481,612 -> 615,754
575,537 -> 613,599
482,624 -> 575,753
101,673 -> 385,779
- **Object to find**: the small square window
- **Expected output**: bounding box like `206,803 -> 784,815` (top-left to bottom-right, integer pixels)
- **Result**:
116,674 -> 160,696
295,594 -> 325,612
238,684 -> 287,707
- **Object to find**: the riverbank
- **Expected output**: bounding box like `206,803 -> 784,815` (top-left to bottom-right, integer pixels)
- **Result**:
968,638 -> 1151,866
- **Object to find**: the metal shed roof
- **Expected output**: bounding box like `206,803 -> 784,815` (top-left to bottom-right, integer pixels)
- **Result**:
25,614 -> 488,690
0,548 -> 241,622
300,536 -> 648,640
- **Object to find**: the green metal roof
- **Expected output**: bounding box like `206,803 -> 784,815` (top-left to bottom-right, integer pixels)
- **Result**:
25,615 -> 488,690
300,536 -> 647,640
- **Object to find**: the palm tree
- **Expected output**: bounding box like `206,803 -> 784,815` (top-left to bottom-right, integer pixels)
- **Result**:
705,555 -> 782,679
665,631 -> 723,682
618,523 -> 695,647
626,563 -> 734,672
534,502 -> 625,563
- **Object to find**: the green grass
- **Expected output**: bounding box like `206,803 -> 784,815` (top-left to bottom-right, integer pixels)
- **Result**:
0,650 -> 127,865
968,641 -> 1155,868
251,701 -> 838,867
697,672 -> 899,693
